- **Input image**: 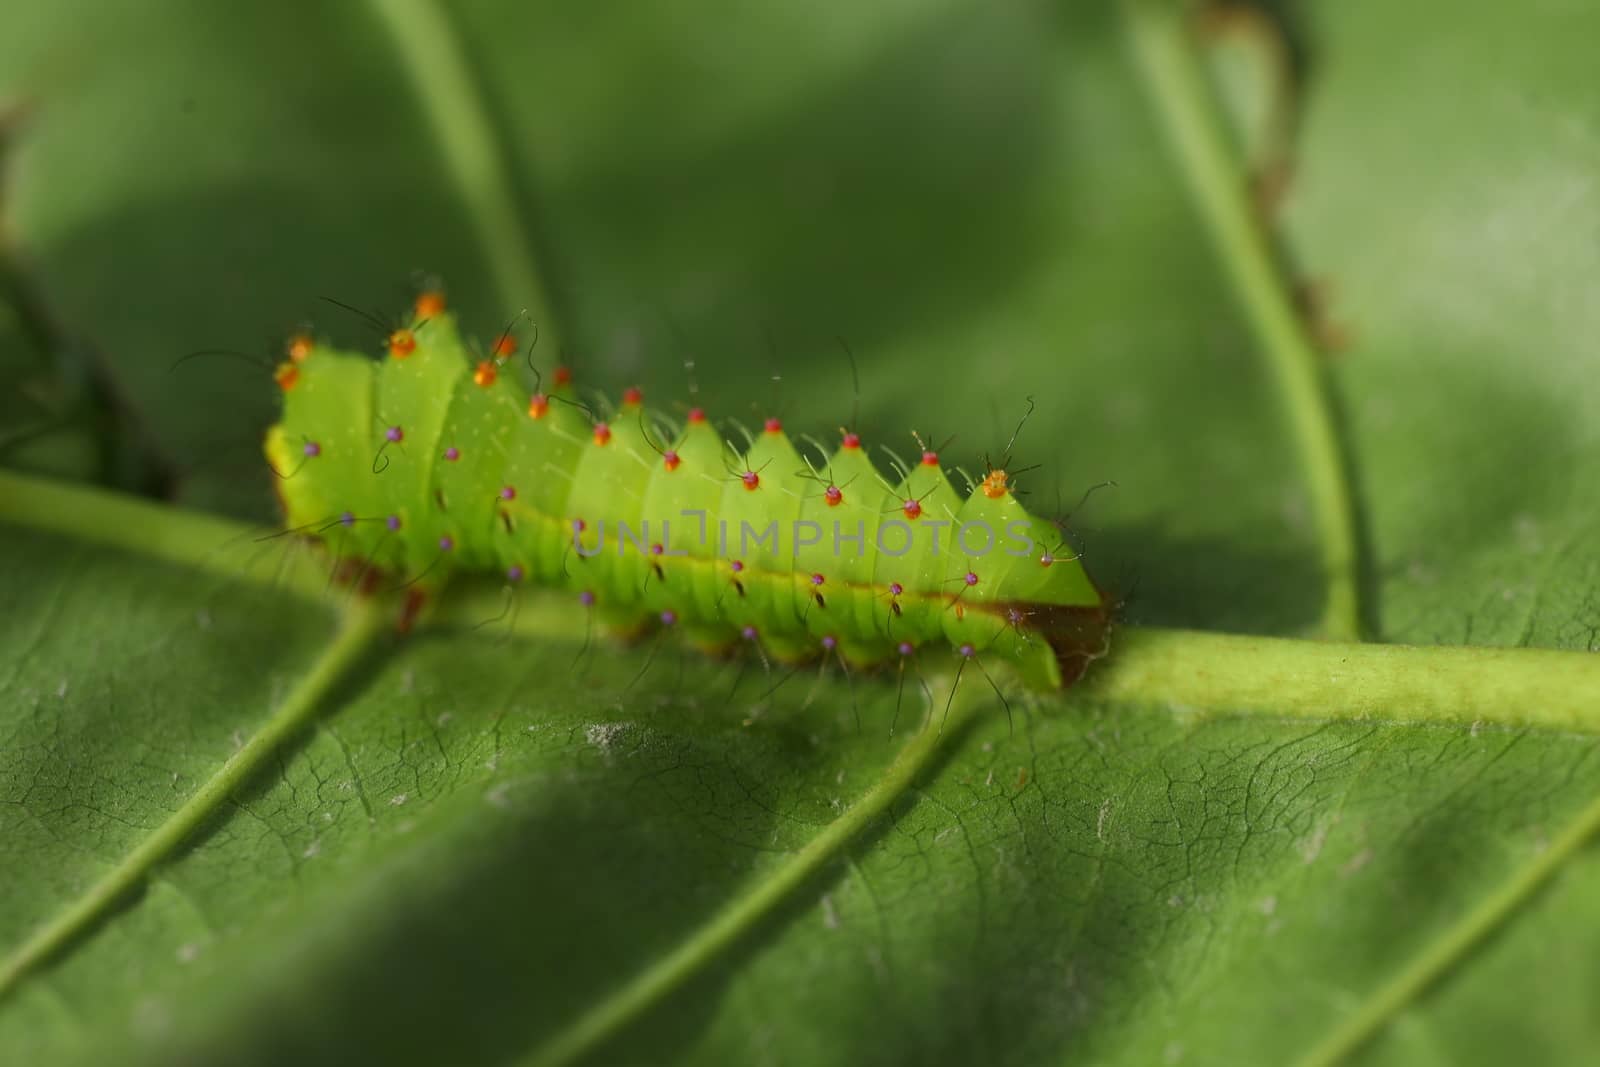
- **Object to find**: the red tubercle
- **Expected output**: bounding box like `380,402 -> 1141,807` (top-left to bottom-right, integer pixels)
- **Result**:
841,431 -> 861,450
491,333 -> 517,358
552,366 -> 572,387
902,498 -> 922,520
921,450 -> 940,467
593,423 -> 612,446
663,450 -> 681,472
741,470 -> 760,491
621,386 -> 644,407
763,416 -> 782,435
528,394 -> 549,420
473,360 -> 498,387
687,407 -> 707,425
824,485 -> 842,506
388,329 -> 416,359
274,363 -> 299,391
443,446 -> 461,462
414,291 -> 447,319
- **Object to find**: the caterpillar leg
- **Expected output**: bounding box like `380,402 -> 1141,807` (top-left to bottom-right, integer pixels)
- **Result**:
397,587 -> 429,634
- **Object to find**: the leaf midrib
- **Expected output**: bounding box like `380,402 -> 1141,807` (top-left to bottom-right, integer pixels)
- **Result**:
1122,0 -> 1366,642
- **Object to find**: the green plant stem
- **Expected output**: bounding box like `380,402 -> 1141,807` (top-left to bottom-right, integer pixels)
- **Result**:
1083,627 -> 1600,733
0,600 -> 389,1002
7,469 -> 1600,735
1123,0 -> 1365,642
368,0 -> 561,337
0,468 -> 328,602
520,689 -> 981,1067
440,588 -> 1600,734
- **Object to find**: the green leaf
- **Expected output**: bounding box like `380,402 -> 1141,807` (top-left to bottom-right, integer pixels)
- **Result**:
2,2 -> 1600,1066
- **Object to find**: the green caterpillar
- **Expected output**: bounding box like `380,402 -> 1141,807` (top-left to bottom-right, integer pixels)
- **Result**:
264,292 -> 1110,689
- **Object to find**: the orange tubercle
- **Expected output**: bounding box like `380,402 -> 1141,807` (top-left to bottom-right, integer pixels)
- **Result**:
414,291 -> 446,319
593,423 -> 612,446
388,329 -> 416,359
274,363 -> 299,390
528,394 -> 550,420
491,333 -> 517,358
473,360 -> 498,387
980,469 -> 1009,499
286,334 -> 313,363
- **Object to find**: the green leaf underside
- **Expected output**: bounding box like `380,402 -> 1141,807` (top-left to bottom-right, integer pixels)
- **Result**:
5,470 -> 1600,1067
3,2 -> 1600,1066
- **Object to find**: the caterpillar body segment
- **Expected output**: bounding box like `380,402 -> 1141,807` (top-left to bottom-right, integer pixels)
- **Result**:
265,308 -> 1110,688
